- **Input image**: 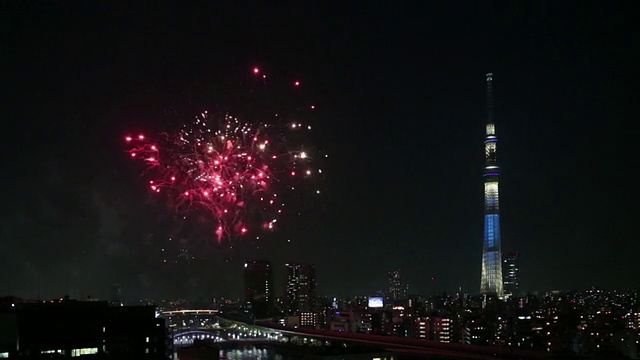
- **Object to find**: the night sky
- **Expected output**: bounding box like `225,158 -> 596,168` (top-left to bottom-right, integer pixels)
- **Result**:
1,2 -> 637,301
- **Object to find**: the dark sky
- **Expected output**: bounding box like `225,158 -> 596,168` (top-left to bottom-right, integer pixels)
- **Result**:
1,2 -> 637,301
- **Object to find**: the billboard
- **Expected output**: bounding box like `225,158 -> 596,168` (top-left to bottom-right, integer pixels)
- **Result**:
368,296 -> 384,308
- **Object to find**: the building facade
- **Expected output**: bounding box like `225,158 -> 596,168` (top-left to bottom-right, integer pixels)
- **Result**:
0,299 -> 164,359
388,270 -> 409,302
502,252 -> 520,297
413,316 -> 452,343
243,260 -> 274,319
285,263 -> 317,316
480,72 -> 504,297
388,270 -> 401,301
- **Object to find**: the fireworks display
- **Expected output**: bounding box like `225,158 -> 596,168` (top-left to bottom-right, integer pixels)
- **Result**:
125,68 -> 324,242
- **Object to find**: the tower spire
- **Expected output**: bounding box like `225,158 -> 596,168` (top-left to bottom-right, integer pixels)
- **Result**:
486,72 -> 494,124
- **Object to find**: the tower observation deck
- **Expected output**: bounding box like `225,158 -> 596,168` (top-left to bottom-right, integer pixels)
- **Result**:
480,73 -> 504,297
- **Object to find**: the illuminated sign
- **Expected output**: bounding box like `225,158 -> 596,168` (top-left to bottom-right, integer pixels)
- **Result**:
368,296 -> 383,308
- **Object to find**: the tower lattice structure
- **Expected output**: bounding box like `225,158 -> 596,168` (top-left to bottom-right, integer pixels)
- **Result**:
480,73 -> 504,297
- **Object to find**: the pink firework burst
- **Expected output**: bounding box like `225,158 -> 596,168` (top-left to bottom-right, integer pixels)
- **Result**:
125,73 -> 323,242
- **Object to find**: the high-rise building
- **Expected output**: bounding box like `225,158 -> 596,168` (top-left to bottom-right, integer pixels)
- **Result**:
480,73 -> 504,297
502,252 -> 520,296
388,270 -> 409,302
243,260 -> 274,319
285,263 -> 316,315
109,283 -> 122,306
388,270 -> 401,301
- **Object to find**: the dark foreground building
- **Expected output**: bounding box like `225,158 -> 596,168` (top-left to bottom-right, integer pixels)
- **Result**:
0,298 -> 165,359
243,260 -> 274,320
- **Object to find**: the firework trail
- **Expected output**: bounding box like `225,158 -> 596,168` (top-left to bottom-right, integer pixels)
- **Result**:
125,67 -> 324,242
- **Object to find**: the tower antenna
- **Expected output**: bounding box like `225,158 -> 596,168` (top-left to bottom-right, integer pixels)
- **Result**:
486,73 -> 494,124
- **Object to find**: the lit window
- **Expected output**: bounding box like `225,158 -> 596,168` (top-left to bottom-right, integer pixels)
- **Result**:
41,350 -> 64,354
71,348 -> 98,357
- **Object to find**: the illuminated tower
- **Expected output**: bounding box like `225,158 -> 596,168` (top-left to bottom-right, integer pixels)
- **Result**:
480,73 -> 504,297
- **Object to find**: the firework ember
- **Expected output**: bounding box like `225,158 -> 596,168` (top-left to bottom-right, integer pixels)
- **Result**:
126,69 -> 322,242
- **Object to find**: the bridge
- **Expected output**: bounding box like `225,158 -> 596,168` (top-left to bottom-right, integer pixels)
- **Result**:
160,310 -> 551,359
269,325 -> 550,359
160,309 -> 219,316
159,311 -> 280,350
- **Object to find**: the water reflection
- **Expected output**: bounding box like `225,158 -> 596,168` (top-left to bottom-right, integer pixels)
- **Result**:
220,347 -> 282,360
175,345 -> 396,360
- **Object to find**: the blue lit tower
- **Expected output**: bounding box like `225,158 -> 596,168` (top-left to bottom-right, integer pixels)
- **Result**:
480,73 -> 504,297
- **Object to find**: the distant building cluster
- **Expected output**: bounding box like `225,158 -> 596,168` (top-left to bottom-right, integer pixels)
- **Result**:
237,258 -> 638,358
2,262 -> 636,359
242,260 -> 319,328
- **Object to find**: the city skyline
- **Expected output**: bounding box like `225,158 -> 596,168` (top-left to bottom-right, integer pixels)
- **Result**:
1,2 -> 637,300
